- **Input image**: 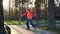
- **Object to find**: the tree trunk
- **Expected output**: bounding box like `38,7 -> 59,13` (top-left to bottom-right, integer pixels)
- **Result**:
35,0 -> 41,27
15,0 -> 18,20
48,0 -> 56,30
0,0 -> 5,34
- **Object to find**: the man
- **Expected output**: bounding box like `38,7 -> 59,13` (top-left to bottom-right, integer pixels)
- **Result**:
21,9 -> 35,30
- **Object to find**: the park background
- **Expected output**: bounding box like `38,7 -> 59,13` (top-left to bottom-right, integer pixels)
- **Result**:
1,0 -> 60,34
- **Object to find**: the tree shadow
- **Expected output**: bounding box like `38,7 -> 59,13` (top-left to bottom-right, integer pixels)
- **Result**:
16,25 -> 48,34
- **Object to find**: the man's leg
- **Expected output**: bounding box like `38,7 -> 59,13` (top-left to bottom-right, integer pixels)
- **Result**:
26,19 -> 30,30
30,19 -> 35,27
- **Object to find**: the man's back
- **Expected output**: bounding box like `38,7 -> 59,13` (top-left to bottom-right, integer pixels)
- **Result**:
26,11 -> 33,19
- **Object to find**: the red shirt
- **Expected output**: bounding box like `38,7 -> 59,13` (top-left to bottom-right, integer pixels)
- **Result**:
21,10 -> 34,19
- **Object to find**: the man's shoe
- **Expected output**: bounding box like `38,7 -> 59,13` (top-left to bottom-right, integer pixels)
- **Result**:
26,28 -> 30,30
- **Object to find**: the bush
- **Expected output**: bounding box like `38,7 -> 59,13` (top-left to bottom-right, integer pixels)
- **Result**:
4,25 -> 11,34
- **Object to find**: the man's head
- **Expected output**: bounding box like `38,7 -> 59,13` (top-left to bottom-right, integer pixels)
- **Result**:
27,9 -> 31,12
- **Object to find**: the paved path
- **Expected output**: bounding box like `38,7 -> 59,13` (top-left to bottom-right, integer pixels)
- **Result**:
8,25 -> 57,34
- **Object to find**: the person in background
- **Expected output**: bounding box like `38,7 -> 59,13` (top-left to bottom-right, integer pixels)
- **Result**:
21,9 -> 35,30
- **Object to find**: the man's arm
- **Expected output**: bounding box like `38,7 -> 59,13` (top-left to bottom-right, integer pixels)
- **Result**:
21,11 -> 27,16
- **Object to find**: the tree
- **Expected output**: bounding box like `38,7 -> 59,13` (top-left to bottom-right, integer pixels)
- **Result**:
35,0 -> 41,27
14,0 -> 19,20
47,0 -> 56,30
0,0 -> 5,34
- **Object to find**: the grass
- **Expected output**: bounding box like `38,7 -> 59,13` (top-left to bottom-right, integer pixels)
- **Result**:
4,20 -> 26,25
4,20 -> 60,34
4,20 -> 19,25
39,26 -> 60,34
56,21 -> 60,24
4,20 -> 60,24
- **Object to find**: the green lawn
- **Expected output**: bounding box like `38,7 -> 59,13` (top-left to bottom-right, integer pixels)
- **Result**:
4,20 -> 26,25
39,26 -> 60,34
4,20 -> 60,25
4,20 -> 60,34
4,20 -> 39,25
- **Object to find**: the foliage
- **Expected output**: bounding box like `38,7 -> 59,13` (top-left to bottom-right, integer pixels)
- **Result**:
4,25 -> 11,34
